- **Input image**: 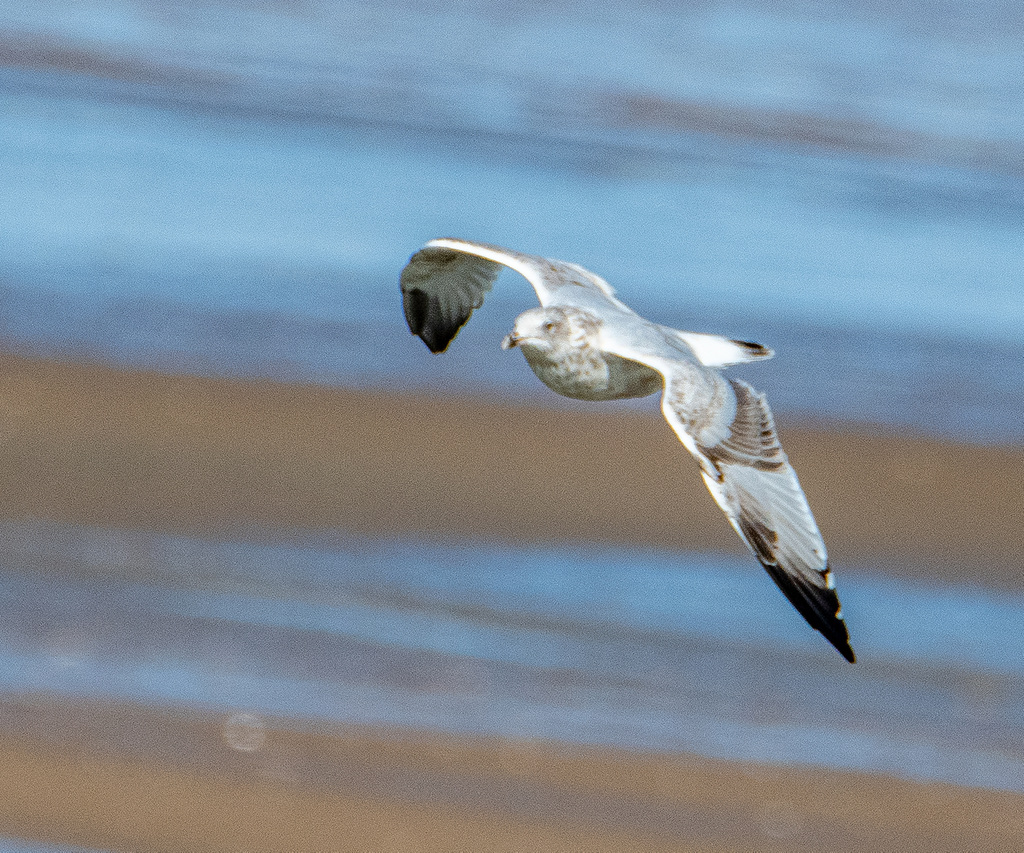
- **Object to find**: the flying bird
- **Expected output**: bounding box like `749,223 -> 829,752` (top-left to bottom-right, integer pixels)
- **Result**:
400,238 -> 855,662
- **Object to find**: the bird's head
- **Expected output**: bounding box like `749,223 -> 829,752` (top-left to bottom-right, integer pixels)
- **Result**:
501,307 -> 570,351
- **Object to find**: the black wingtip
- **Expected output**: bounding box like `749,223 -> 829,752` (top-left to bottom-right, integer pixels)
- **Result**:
733,339 -> 774,360
760,561 -> 856,663
829,633 -> 856,664
826,624 -> 856,663
402,288 -> 467,354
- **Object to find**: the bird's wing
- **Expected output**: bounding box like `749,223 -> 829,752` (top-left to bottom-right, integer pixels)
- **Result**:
601,331 -> 854,662
400,237 -> 618,353
684,379 -> 854,662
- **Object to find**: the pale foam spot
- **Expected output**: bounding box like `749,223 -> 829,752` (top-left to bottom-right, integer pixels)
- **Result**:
223,712 -> 266,753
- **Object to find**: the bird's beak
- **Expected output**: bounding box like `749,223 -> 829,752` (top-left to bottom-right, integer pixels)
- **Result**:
501,332 -> 519,350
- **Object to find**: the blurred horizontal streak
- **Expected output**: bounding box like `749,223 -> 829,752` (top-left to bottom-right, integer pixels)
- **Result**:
0,353 -> 1020,589
1,28 -> 1023,177
0,695 -> 1022,853
0,33 -> 232,89
592,89 -> 1023,172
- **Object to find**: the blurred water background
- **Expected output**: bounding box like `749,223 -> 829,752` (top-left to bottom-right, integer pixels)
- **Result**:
1,0 -> 1022,441
0,0 -> 1023,828
3,518 -> 1024,793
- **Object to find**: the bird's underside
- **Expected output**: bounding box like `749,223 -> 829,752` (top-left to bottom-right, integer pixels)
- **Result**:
400,237 -> 855,662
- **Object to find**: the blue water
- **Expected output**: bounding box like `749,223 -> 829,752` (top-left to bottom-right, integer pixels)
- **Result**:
0,1 -> 1022,440
2,519 -> 1023,793
0,6 -> 1021,839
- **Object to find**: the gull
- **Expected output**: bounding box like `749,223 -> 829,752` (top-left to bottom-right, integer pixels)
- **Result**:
400,238 -> 855,662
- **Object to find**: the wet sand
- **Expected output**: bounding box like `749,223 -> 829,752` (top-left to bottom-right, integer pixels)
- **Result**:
1,352 -> 1023,850
1,695 -> 1023,853
0,352 -> 1020,588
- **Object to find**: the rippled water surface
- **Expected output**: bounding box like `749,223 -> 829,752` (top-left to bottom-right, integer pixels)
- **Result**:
0,9 -> 1021,847
0,0 -> 1022,440
2,519 -> 1023,793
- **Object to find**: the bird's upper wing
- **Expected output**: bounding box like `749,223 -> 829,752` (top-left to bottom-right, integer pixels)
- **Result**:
600,330 -> 855,662
400,238 -> 619,353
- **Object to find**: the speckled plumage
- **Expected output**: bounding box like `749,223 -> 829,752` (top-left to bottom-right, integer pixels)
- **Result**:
400,238 -> 855,663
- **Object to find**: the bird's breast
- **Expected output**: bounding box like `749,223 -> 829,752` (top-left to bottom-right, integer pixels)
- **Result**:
519,343 -> 661,401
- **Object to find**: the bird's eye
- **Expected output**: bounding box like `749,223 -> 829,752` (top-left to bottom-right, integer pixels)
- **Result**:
543,320 -> 556,331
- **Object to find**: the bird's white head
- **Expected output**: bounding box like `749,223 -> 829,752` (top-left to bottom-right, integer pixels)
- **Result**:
501,307 -> 585,351
501,307 -> 558,351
